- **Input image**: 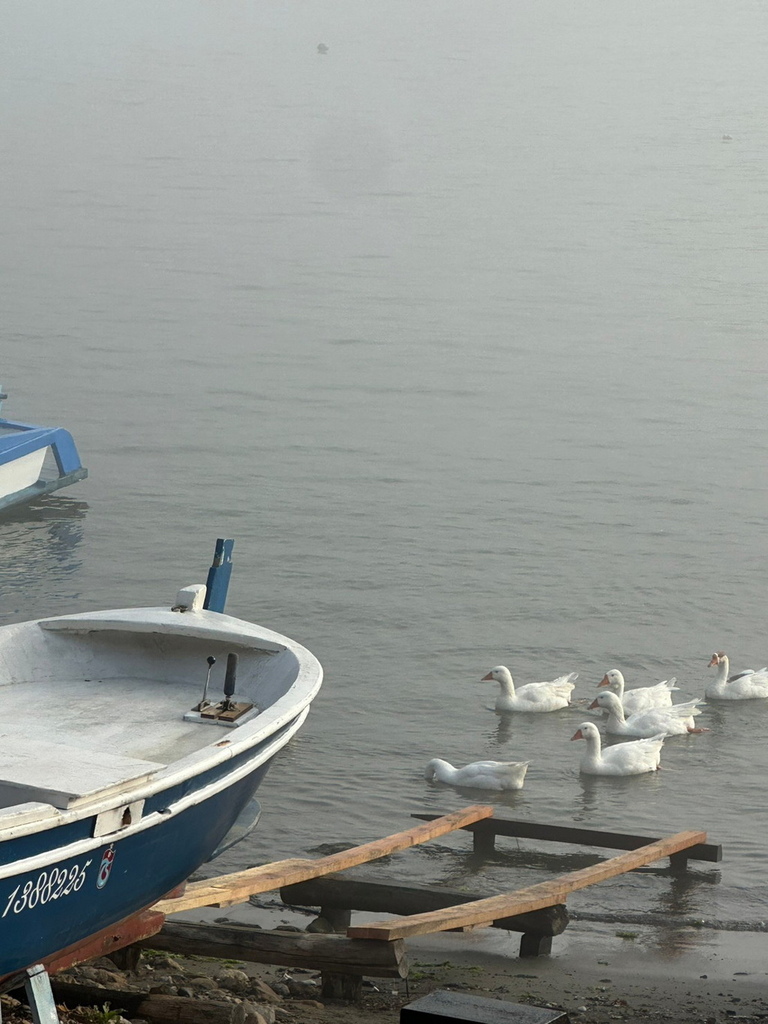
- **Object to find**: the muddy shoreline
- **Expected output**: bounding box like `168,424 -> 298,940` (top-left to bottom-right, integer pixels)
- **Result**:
4,912 -> 766,1024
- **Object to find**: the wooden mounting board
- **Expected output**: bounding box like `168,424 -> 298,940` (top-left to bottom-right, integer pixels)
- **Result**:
347,829 -> 707,941
43,910 -> 165,978
155,804 -> 495,914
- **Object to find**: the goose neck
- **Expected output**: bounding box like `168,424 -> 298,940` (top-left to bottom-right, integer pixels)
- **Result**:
497,668 -> 515,693
716,656 -> 729,685
583,727 -> 602,754
606,699 -> 626,725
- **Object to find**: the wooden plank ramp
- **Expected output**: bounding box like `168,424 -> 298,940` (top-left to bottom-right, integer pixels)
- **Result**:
347,829 -> 706,941
155,804 -> 494,914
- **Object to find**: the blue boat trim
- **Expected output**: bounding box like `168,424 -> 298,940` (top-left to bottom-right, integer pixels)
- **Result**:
0,419 -> 87,511
204,538 -> 235,613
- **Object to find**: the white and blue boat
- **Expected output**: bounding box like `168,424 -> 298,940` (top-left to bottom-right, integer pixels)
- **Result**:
0,387 -> 88,512
0,570 -> 323,982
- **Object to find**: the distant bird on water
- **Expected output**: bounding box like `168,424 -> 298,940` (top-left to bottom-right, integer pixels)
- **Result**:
317,43 -> 329,54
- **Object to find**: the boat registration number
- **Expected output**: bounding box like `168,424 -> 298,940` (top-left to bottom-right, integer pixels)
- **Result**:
2,861 -> 93,917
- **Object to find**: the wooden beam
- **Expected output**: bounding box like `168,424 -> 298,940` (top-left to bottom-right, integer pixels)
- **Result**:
347,829 -> 706,940
155,859 -> 311,913
280,874 -> 569,937
137,920 -> 408,978
411,813 -> 722,863
156,805 -> 494,914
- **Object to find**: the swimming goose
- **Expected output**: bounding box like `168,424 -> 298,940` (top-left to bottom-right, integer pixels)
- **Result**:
571,721 -> 664,776
589,691 -> 708,737
424,758 -> 529,791
598,669 -> 678,713
482,665 -> 577,713
706,652 -> 768,700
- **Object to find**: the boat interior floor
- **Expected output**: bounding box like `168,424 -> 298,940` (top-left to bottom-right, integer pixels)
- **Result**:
0,676 -> 223,768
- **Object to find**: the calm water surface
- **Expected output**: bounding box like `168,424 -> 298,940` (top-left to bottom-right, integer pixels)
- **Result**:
2,1 -> 767,935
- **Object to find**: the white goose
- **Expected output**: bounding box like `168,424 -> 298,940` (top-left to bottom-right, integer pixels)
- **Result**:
598,669 -> 678,714
424,758 -> 530,791
571,721 -> 664,776
589,691 -> 708,737
482,665 -> 577,713
706,652 -> 768,700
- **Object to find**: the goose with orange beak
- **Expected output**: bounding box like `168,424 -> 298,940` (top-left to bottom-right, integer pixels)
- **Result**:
482,665 -> 577,713
706,652 -> 768,700
571,721 -> 664,775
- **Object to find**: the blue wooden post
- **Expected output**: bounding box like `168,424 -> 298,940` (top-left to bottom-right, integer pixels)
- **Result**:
204,538 -> 234,613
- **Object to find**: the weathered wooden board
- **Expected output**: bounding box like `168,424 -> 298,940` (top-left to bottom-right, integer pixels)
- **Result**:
156,805 -> 494,914
46,983 -> 245,1024
281,874 -> 569,936
412,813 -> 722,862
137,919 -> 408,978
347,829 -> 706,940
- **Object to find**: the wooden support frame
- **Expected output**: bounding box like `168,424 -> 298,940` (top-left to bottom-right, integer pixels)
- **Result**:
0,809 -> 715,1013
157,809 -> 712,954
280,874 -> 569,958
347,829 -> 707,940
411,813 -> 722,865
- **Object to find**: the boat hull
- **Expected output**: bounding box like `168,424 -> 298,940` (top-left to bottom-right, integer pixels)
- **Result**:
0,599 -> 323,981
0,756 -> 272,980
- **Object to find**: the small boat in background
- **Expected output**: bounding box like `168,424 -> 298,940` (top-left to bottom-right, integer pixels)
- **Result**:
0,547 -> 323,982
0,386 -> 88,512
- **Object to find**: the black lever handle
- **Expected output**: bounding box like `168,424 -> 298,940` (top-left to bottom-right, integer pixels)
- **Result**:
224,652 -> 238,700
